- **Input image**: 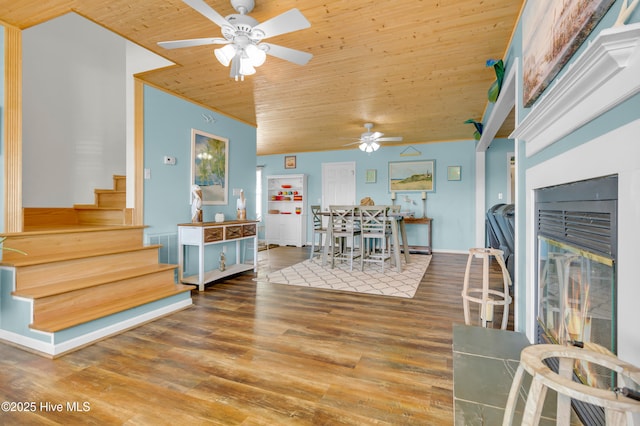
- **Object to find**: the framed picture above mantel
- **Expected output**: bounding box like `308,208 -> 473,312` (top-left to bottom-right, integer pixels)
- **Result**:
389,160 -> 435,192
522,0 -> 615,107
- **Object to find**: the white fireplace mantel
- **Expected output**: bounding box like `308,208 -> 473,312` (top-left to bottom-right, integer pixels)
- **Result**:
511,22 -> 640,156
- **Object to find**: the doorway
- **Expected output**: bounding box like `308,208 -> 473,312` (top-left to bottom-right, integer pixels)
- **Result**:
321,162 -> 356,210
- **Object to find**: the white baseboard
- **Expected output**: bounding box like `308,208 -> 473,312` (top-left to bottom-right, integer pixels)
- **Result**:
431,248 -> 468,255
0,298 -> 192,357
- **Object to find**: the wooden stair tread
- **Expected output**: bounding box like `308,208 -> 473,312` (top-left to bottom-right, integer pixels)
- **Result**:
73,205 -> 128,210
2,244 -> 162,267
30,284 -> 193,332
94,189 -> 125,194
3,224 -> 146,236
13,264 -> 179,299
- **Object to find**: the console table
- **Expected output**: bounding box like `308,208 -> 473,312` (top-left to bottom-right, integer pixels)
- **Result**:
403,217 -> 432,254
178,220 -> 258,291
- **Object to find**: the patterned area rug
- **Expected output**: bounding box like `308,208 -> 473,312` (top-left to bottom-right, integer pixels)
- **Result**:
264,254 -> 432,298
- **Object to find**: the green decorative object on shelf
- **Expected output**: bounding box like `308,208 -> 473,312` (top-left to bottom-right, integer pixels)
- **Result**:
464,119 -> 483,141
486,59 -> 505,103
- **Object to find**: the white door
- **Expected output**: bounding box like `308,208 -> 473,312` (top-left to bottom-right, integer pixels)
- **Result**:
321,162 -> 356,210
322,161 -> 357,249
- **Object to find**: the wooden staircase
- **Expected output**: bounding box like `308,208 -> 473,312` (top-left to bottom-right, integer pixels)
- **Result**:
24,175 -> 133,227
0,175 -> 192,354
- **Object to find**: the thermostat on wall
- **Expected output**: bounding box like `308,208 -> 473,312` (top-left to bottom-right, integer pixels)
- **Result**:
163,156 -> 176,165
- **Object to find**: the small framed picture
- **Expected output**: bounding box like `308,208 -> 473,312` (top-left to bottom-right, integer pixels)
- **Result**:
284,155 -> 296,169
365,169 -> 377,183
448,166 -> 461,181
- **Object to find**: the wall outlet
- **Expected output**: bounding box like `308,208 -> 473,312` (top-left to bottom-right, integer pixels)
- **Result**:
498,192 -> 504,200
163,156 -> 176,165
144,168 -> 151,179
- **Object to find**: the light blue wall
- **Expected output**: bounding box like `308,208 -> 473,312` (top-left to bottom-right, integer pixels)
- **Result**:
485,138 -> 514,209
143,86 -> 257,271
259,140 -> 479,252
143,85 -> 257,235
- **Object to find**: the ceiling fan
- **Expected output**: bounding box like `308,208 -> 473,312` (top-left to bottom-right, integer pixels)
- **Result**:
344,123 -> 404,153
157,0 -> 313,81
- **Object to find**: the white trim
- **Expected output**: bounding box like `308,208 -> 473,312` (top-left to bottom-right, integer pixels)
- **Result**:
476,62 -> 517,152
432,248 -> 468,255
0,298 -> 192,357
474,151 -> 486,247
506,152 -> 515,204
512,23 -> 640,156
525,119 -> 640,365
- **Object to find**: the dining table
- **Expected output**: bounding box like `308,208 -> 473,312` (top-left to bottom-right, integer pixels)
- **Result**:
320,206 -> 411,272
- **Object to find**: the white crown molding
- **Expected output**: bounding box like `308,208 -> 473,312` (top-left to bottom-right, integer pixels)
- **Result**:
510,23 -> 640,157
477,62 -> 517,153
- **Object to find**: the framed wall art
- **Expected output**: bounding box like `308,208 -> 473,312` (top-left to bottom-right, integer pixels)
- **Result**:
522,0 -> 615,107
365,169 -> 377,183
191,128 -> 228,205
284,155 -> 297,169
388,160 -> 435,192
448,166 -> 461,181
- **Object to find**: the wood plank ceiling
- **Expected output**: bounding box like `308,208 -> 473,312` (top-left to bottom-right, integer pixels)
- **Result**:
0,0 -> 522,155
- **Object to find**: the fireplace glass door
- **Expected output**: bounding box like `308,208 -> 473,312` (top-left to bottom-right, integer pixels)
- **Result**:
538,236 -> 616,389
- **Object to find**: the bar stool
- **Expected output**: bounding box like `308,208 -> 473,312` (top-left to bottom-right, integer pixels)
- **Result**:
503,344 -> 640,426
461,247 -> 512,330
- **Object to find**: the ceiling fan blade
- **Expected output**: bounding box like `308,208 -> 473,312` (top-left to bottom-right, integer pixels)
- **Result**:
371,132 -> 383,139
253,8 -> 311,39
376,137 -> 404,142
343,141 -> 364,146
183,0 -> 232,29
260,43 -> 313,65
158,37 -> 229,49
261,43 -> 312,65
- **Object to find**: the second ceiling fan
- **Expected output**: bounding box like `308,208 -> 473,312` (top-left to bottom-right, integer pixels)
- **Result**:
344,123 -> 404,153
158,0 -> 313,80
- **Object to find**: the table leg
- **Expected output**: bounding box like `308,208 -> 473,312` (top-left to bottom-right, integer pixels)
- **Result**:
322,227 -> 331,266
399,219 -> 411,263
198,243 -> 205,291
178,243 -> 184,282
252,235 -> 258,272
390,218 -> 402,273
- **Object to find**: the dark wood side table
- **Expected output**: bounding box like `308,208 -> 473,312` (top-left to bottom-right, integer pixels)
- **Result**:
403,217 -> 432,254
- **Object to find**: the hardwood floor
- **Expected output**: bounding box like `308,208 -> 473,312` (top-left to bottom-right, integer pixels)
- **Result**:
0,247 -> 512,425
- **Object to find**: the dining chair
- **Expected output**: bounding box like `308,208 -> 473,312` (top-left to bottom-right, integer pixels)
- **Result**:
328,205 -> 361,271
309,204 -> 328,260
359,205 -> 393,272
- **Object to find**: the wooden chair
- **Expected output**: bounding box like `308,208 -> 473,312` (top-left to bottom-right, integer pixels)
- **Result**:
503,344 -> 640,426
309,205 -> 327,260
359,205 -> 393,272
328,205 -> 361,271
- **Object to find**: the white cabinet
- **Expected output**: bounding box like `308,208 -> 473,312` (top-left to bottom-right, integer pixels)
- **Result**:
265,174 -> 307,247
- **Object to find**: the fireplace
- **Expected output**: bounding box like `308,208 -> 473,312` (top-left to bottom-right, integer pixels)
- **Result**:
535,174 -> 617,423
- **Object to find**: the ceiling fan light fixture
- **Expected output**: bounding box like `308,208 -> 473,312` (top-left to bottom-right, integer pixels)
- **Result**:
245,43 -> 266,67
359,141 -> 380,153
215,44 -> 237,67
159,0 -> 313,81
239,57 -> 256,75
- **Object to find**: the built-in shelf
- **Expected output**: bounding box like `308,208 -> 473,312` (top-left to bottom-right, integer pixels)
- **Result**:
511,22 -> 640,156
